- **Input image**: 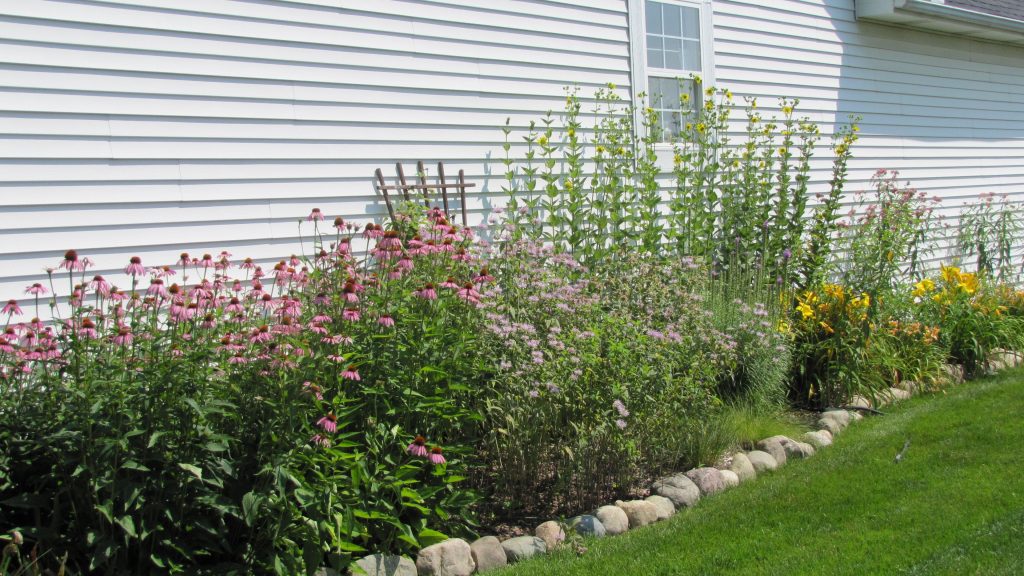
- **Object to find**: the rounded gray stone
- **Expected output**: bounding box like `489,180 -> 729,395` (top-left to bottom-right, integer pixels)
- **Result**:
615,499 -> 658,529
719,469 -> 740,488
569,514 -> 606,538
746,450 -> 778,472
651,473 -> 701,508
594,504 -> 629,535
755,437 -> 788,466
534,520 -> 565,551
349,554 -> 416,576
803,430 -> 832,448
644,495 -> 676,520
685,467 -> 727,496
415,538 -> 475,576
501,536 -> 546,563
728,452 -> 756,483
469,537 -> 507,573
822,410 -> 852,427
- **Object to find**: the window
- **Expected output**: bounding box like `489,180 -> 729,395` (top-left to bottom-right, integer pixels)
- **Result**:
633,0 -> 710,140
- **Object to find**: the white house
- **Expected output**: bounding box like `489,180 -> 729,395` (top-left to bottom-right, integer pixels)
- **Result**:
2,0 -> 1023,303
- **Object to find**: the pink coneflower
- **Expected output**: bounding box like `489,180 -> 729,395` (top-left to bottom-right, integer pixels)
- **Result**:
378,230 -> 402,250
199,253 -> 214,268
396,256 -> 414,272
312,314 -> 332,323
342,307 -> 361,322
336,237 -> 352,255
363,223 -> 384,239
333,216 -> 345,229
317,413 -> 338,433
341,365 -> 361,381
308,321 -> 328,335
228,354 -> 248,364
473,267 -> 495,284
151,265 -> 176,279
250,325 -> 272,343
225,297 -> 244,313
378,315 -> 395,328
341,284 -> 359,303
2,300 -> 22,317
78,318 -> 98,339
415,283 -> 437,301
124,256 -> 145,276
59,249 -> 88,272
308,208 -> 324,222
24,283 -> 48,296
201,313 -> 217,329
146,279 -> 169,299
311,434 -> 331,447
302,381 -> 324,400
112,326 -> 133,346
457,283 -> 482,304
428,446 -> 446,466
89,275 -> 111,297
440,277 -> 460,290
407,435 -> 428,457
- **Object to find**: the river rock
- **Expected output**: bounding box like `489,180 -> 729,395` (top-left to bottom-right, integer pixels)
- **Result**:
500,536 -> 546,563
349,554 -> 416,576
803,429 -> 833,448
469,537 -> 506,572
755,437 -> 788,466
685,467 -> 727,496
746,450 -> 778,472
615,499 -> 659,529
719,469 -> 740,488
594,505 -> 629,535
415,539 -> 475,576
728,452 -> 756,483
534,521 -> 565,550
651,473 -> 701,508
644,495 -> 676,520
569,515 -> 606,538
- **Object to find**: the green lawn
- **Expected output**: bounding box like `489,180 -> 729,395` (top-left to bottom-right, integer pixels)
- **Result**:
501,369 -> 1024,576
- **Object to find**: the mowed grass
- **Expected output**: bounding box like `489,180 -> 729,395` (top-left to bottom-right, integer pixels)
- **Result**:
501,369 -> 1024,576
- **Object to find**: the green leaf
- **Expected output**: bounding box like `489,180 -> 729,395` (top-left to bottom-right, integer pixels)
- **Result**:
242,492 -> 261,528
417,529 -> 449,547
303,540 -> 321,576
148,431 -> 165,448
178,463 -> 203,481
116,515 -> 137,539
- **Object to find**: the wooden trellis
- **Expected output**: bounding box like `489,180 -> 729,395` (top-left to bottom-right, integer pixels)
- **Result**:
374,161 -> 474,227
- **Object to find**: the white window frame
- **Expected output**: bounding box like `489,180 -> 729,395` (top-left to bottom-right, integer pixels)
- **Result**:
628,0 -> 715,146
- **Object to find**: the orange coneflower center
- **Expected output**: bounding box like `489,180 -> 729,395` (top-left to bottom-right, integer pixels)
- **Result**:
430,446 -> 443,455
64,250 -> 78,262
413,435 -> 426,446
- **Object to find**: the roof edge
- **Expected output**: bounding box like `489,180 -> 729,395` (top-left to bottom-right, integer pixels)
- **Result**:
857,0 -> 1024,38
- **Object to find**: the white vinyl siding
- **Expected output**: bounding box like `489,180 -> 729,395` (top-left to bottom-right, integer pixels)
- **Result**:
0,0 -> 632,303
2,0 -> 1024,304
710,0 -> 1024,269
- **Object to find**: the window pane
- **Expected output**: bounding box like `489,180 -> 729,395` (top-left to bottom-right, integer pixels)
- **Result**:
682,6 -> 700,39
664,38 -> 682,70
646,35 -> 663,68
664,3 -> 681,37
645,0 -> 662,34
683,40 -> 701,71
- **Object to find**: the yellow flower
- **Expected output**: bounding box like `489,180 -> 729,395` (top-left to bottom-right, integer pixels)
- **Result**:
673,153 -> 683,164
912,279 -> 935,297
696,123 -> 707,134
776,320 -> 791,334
941,265 -> 961,284
681,93 -> 690,103
782,105 -> 793,115
957,272 -> 979,295
596,145 -> 605,154
797,302 -> 815,320
823,284 -> 845,300
567,127 -> 576,138
819,321 -> 834,334
538,135 -> 548,146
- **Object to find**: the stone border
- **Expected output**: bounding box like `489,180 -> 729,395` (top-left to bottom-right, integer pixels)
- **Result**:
339,356 -> 1022,575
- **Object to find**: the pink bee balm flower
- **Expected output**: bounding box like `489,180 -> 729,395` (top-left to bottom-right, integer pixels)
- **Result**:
308,208 -> 324,222
2,300 -> 22,316
24,283 -> 48,296
378,315 -> 395,328
124,256 -> 145,276
428,446 -> 446,466
317,413 -> 338,433
408,435 -> 428,457
341,365 -> 361,381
